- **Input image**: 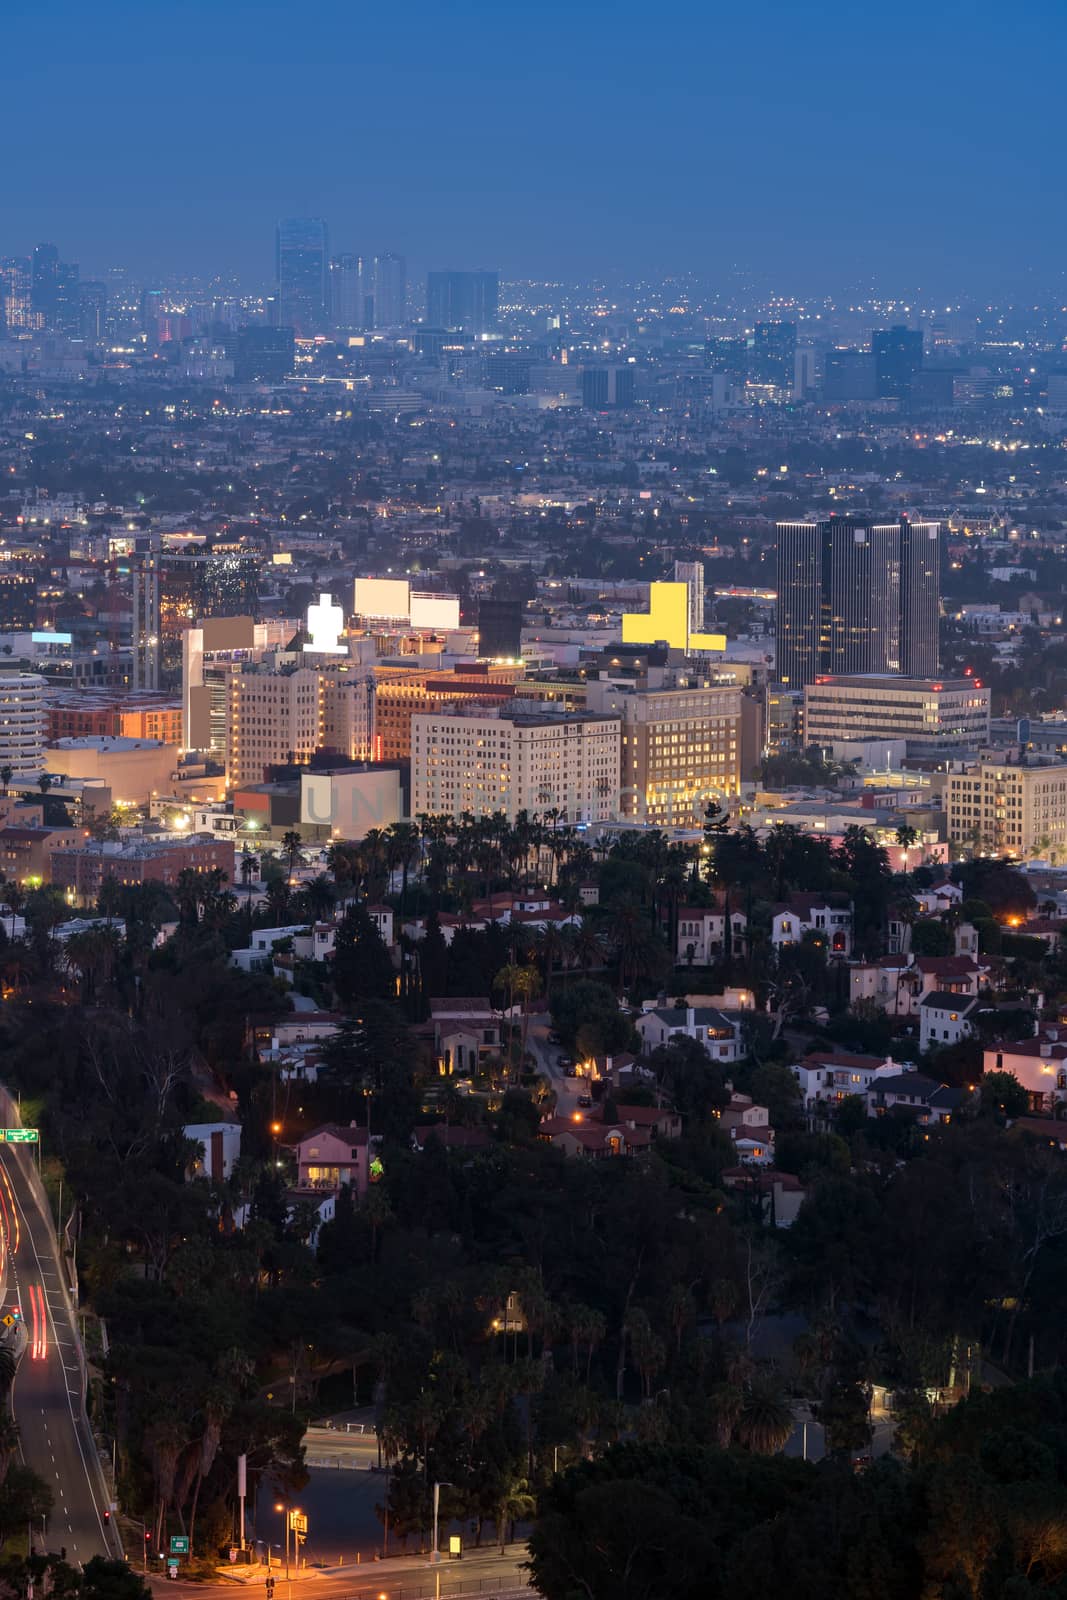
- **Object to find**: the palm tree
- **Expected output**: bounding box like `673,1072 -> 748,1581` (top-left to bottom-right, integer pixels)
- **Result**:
281,830 -> 304,884
735,1380 -> 794,1455
0,767 -> 12,798
568,1304 -> 607,1384
385,821 -> 421,920
493,963 -> 539,1081
570,918 -> 604,975
534,923 -> 566,997
305,873 -> 336,923
239,849 -> 259,933
494,1476 -> 535,1552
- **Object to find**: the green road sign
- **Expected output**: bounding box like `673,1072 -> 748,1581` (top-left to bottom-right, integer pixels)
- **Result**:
2,1129 -> 38,1143
170,1537 -> 189,1554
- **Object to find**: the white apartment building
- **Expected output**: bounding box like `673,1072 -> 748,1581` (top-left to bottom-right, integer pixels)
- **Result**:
411,708 -> 621,823
945,760 -> 1067,859
226,667 -> 375,787
804,675 -> 991,757
0,672 -> 45,775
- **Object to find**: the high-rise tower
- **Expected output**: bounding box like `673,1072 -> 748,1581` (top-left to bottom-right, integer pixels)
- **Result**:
775,517 -> 939,689
276,218 -> 329,336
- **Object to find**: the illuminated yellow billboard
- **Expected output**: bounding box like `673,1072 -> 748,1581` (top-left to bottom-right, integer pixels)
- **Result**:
620,582 -> 726,653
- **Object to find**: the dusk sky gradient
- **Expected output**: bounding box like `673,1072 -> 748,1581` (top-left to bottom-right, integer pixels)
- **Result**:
4,0 -> 1063,296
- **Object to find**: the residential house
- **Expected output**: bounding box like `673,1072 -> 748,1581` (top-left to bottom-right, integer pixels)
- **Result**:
538,1102 -> 682,1159
676,902 -> 749,964
429,996 -> 503,1076
914,880 -> 964,917
791,1049 -> 898,1111
718,1093 -> 774,1164
920,992 -> 979,1053
849,955 -> 914,1012
366,904 -> 395,945
866,1072 -> 965,1124
184,1120 -> 241,1182
290,1123 -> 370,1198
771,893 -> 853,957
983,1033 -> 1067,1114
721,1167 -> 807,1227
636,1003 -> 743,1063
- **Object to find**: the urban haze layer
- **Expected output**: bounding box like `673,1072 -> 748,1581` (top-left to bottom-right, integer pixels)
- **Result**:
1,213 -> 1067,1600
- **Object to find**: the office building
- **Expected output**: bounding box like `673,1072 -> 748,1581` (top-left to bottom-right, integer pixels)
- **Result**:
78,280 -> 108,342
31,244 -> 80,335
0,673 -> 45,774
823,351 -> 878,403
775,517 -> 940,689
411,708 -> 620,824
276,218 -> 329,336
373,252 -> 406,326
183,617 -> 300,756
478,596 -> 524,659
581,365 -> 635,409
705,336 -> 748,380
373,663 -> 523,762
51,835 -> 236,905
46,693 -> 183,746
0,558 -> 41,628
0,258 -> 33,331
945,761 -> 1067,859
873,325 -> 924,399
899,517 -> 941,678
225,665 -> 375,787
330,253 -> 367,330
232,325 -> 295,383
748,321 -> 796,388
585,678 -> 742,826
484,354 -> 532,394
425,270 -> 499,333
673,561 -> 705,635
804,676 -> 991,758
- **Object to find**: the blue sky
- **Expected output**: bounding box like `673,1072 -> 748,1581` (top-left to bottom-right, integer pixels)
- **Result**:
3,0 -> 1062,295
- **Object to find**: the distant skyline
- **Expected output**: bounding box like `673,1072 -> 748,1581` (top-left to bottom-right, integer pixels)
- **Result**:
3,0 -> 1065,298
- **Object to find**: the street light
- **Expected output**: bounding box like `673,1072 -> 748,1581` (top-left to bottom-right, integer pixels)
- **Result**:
430,1481 -> 452,1564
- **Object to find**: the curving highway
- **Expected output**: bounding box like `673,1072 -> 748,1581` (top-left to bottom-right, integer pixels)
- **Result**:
0,1094 -> 119,1566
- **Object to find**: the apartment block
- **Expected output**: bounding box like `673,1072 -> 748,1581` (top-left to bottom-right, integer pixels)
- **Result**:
945,761 -> 1067,859
226,667 -> 375,787
411,708 -> 621,823
585,679 -> 742,825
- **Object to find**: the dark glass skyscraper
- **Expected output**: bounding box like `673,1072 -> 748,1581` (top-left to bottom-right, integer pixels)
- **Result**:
426,270 -> 498,333
775,517 -> 939,688
873,325 -> 924,398
330,253 -> 366,331
276,218 -> 329,335
748,321 -> 796,387
373,252 -> 407,326
31,243 -> 80,334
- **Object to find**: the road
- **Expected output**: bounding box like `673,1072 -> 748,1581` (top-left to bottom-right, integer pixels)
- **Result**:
157,1543 -> 532,1600
525,1016 -> 581,1117
0,1091 -> 118,1566
303,1425 -> 380,1470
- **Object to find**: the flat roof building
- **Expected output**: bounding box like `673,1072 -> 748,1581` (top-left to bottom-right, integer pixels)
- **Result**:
804,676 -> 990,758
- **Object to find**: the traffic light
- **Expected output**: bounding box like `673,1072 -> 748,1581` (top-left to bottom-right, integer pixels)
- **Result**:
145,1532 -> 153,1545
103,1511 -> 110,1523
